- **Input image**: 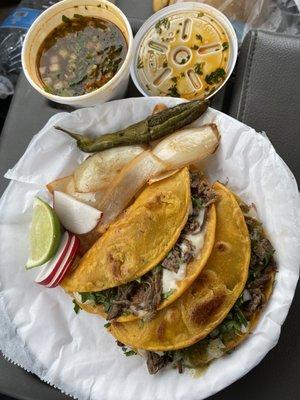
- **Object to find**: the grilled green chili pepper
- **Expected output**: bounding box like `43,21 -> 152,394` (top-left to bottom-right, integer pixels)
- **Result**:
55,100 -> 208,153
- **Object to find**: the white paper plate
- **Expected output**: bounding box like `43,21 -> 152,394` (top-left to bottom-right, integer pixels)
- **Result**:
0,97 -> 300,400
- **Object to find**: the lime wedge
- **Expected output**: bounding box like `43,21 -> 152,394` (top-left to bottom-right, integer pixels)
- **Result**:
26,197 -> 61,269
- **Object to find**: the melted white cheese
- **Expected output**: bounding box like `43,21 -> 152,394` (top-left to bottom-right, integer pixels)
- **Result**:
162,208 -> 207,294
162,262 -> 187,293
73,292 -> 96,306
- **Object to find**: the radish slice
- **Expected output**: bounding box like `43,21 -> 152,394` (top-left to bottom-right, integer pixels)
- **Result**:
35,232 -> 80,288
35,232 -> 71,285
46,234 -> 80,288
54,191 -> 103,234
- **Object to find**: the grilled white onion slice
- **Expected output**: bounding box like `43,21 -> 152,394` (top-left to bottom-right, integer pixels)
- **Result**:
74,145 -> 145,193
152,124 -> 220,169
98,151 -> 167,227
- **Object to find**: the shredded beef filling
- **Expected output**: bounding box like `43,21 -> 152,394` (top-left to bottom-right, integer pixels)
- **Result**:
241,216 -> 276,319
190,172 -> 217,207
106,266 -> 163,320
146,352 -> 173,375
161,245 -> 182,273
140,205 -> 277,374
79,173 -> 216,322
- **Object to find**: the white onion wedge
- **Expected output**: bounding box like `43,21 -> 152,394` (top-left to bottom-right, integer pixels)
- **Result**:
74,145 -> 145,193
54,191 -> 103,234
47,176 -> 73,194
99,151 -> 167,227
47,176 -> 105,210
152,124 -> 220,170
64,178 -> 106,210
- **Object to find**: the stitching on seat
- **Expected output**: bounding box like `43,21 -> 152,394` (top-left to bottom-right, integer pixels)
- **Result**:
239,30 -> 258,122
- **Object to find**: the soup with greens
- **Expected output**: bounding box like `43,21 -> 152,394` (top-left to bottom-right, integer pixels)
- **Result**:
37,15 -> 127,97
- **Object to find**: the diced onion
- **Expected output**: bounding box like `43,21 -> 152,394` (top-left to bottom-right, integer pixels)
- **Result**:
39,66 -> 46,75
49,63 -> 60,72
243,289 -> 252,302
59,49 -> 68,59
50,55 -> 59,64
206,338 -> 226,361
98,151 -> 167,227
47,175 -> 105,210
74,145 -> 145,193
152,124 -> 220,170
54,81 -> 63,90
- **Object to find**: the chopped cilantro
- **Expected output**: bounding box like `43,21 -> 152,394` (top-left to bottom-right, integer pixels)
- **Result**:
163,61 -> 168,68
79,289 -> 117,313
163,289 -> 176,300
104,322 -> 111,328
263,249 -> 275,266
73,300 -> 80,314
73,13 -> 84,19
43,85 -> 53,94
192,196 -> 203,209
62,15 -> 71,23
191,45 -> 199,50
233,304 -> 248,328
167,83 -> 180,97
155,264 -> 163,272
205,68 -> 226,85
197,12 -> 204,17
79,292 -> 95,303
171,76 -> 178,83
137,56 -> 143,69
194,62 -> 205,75
196,34 -> 203,42
138,319 -> 145,329
155,18 -> 170,34
122,347 -> 137,357
222,42 -> 229,51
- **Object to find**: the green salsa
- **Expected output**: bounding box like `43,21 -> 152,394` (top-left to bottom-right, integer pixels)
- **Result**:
37,15 -> 127,97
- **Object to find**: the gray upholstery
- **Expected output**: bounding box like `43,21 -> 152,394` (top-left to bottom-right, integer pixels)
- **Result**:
115,0 -> 151,33
229,30 -> 300,183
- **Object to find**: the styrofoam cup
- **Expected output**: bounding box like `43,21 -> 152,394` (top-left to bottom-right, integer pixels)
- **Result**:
131,2 -> 238,100
22,0 -> 133,107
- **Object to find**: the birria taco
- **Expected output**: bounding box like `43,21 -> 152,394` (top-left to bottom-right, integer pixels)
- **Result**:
61,167 -> 217,322
109,183 -> 277,374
